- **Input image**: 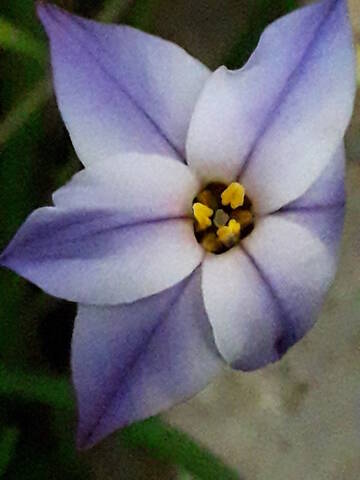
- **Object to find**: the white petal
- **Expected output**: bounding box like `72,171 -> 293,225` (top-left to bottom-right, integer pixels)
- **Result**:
53,153 -> 200,219
202,212 -> 338,370
202,249 -> 281,370
186,0 -> 355,209
242,215 -> 337,340
241,0 -> 355,213
1,208 -> 203,305
73,269 -> 223,449
284,143 -> 345,209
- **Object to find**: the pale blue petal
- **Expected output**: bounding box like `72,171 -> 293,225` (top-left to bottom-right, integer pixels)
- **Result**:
242,215 -> 338,351
186,0 -> 355,214
202,249 -> 283,370
1,151 -> 202,304
202,213 -> 339,370
283,143 -> 345,210
37,4 -> 210,165
72,269 -> 223,449
52,152 -> 200,218
0,208 -> 202,305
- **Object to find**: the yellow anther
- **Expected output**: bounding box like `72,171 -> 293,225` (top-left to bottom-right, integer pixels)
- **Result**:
217,219 -> 241,247
193,202 -> 213,231
201,232 -> 223,253
221,182 -> 245,209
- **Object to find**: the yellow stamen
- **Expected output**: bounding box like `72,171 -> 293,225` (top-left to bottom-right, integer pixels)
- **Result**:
193,202 -> 213,231
201,232 -> 223,253
221,182 -> 245,209
231,209 -> 253,228
217,219 -> 241,247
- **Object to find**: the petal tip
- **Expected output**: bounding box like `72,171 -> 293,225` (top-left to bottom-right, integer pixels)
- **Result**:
230,352 -> 279,372
36,1 -> 54,32
229,334 -> 295,372
36,1 -> 67,32
36,0 -> 52,19
0,245 -> 15,271
75,417 -> 127,451
76,423 -> 98,451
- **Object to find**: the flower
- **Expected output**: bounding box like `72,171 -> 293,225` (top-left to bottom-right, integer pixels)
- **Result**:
0,0 -> 355,449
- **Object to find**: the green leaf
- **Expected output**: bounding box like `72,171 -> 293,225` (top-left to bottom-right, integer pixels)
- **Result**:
283,0 -> 297,10
177,469 -> 194,480
0,367 -> 240,480
0,427 -> 19,476
51,410 -> 91,479
0,365 -> 73,410
125,0 -> 161,31
225,0 -> 298,69
0,2 -> 47,367
0,0 -> 146,148
0,17 -> 46,64
121,418 -> 241,480
0,77 -> 51,147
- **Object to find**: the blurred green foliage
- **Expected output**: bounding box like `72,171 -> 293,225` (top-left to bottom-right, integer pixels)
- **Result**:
0,0 -> 296,478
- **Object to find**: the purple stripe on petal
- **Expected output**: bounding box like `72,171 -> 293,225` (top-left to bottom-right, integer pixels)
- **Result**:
0,208 -> 203,305
72,268 -> 223,449
240,247 -> 298,361
37,4 -> 210,166
201,207 -> 340,371
277,142 -> 345,258
243,214 -> 337,348
202,249 -> 289,371
241,0 -> 355,213
274,206 -> 345,259
187,0 -> 354,185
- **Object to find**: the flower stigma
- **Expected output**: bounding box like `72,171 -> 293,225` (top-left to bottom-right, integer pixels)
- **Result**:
192,182 -> 254,254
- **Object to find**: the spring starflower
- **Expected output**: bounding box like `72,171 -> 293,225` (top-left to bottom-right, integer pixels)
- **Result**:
0,0 -> 355,448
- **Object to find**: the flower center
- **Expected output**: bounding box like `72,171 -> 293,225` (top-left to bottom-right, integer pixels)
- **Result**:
192,182 -> 254,254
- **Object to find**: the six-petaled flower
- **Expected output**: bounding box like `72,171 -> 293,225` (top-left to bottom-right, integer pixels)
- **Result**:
0,0 -> 355,449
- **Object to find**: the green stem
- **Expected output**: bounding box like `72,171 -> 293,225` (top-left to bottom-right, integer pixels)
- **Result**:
0,427 -> 19,476
0,366 -> 240,480
0,365 -> 73,409
0,17 -> 47,64
0,77 -> 51,147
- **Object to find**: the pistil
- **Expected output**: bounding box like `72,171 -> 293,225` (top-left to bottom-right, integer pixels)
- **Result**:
213,209 -> 230,228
